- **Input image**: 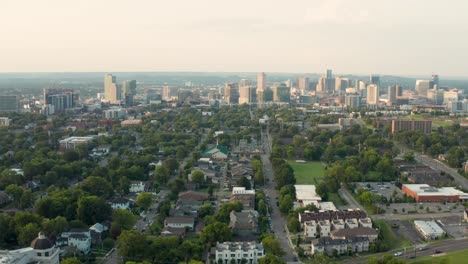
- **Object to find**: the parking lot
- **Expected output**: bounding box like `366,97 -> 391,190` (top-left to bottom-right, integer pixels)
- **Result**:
383,202 -> 465,214
389,220 -> 424,244
355,182 -> 404,200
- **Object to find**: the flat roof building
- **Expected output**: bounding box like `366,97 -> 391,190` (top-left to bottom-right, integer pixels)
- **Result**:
59,136 -> 94,150
414,220 -> 445,240
391,119 -> 432,135
294,185 -> 322,206
402,184 -> 468,202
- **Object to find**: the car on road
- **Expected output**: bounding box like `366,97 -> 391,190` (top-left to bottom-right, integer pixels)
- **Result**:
434,250 -> 442,254
394,252 -> 403,257
418,246 -> 428,251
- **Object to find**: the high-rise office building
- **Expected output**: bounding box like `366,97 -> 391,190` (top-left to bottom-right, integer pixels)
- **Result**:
345,94 -> 361,109
104,74 -> 121,104
395,85 -> 403,97
316,70 -> 335,94
427,88 -> 444,105
297,76 -> 309,91
224,83 -> 239,104
0,95 -> 19,112
415,80 -> 433,98
387,85 -> 397,106
366,84 -> 379,107
335,77 -> 349,92
369,74 -> 380,86
43,88 -> 79,111
326,69 -> 333,79
257,72 -> 266,103
162,86 -> 180,100
432,74 -> 439,87
239,85 -> 256,104
443,89 -> 459,104
272,84 -> 290,103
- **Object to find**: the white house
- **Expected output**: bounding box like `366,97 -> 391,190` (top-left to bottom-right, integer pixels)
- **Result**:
311,237 -> 369,256
214,241 -> 264,264
110,198 -> 131,210
345,219 -> 359,229
129,181 -> 148,193
164,217 -> 195,231
304,221 -> 318,240
59,230 -> 92,254
318,220 -> 331,237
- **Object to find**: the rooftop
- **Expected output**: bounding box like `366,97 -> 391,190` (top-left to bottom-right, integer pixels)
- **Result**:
414,221 -> 445,235
403,184 -> 468,198
294,184 -> 322,206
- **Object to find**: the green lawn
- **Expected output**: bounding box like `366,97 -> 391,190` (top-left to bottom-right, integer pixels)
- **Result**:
288,161 -> 325,184
374,220 -> 412,250
403,114 -> 453,127
409,248 -> 468,264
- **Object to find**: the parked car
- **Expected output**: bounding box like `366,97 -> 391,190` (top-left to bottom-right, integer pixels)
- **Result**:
418,246 -> 428,251
394,252 -> 403,257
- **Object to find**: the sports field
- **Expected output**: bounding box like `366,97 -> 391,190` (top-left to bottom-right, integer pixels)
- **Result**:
288,160 -> 325,184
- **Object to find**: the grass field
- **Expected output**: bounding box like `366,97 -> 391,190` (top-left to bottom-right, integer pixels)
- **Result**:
403,114 -> 453,127
374,220 -> 412,250
409,248 -> 468,264
288,161 -> 325,184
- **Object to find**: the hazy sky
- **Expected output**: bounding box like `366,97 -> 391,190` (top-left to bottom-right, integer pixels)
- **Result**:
2,0 -> 468,75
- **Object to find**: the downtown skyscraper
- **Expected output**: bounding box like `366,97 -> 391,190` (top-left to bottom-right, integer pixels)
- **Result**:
104,74 -> 121,104
257,72 -> 267,103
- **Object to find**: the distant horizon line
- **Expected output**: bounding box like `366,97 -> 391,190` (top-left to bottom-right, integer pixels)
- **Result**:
0,71 -> 467,80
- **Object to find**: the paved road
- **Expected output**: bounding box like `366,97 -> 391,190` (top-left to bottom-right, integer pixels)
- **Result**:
261,129 -> 297,263
338,187 -> 367,213
372,212 -> 460,221
398,144 -> 468,190
345,238 -> 468,264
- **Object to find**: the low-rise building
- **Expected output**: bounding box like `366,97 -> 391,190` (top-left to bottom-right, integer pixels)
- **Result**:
414,221 -> 446,240
294,185 -> 322,206
304,221 -> 319,241
331,219 -> 345,231
164,216 -> 195,231
201,145 -> 229,160
331,227 -> 378,243
359,218 -> 372,228
214,241 -> 264,264
110,198 -> 131,210
0,232 -> 60,264
299,209 -> 367,224
59,136 -> 94,150
230,187 -> 256,210
229,210 -> 259,237
402,184 -> 468,202
318,220 -> 331,237
0,117 -> 12,127
129,181 -> 149,193
345,219 -> 359,229
311,237 -> 369,256
59,229 -> 92,254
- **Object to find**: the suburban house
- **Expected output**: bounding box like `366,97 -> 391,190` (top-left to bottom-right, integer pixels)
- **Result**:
299,209 -> 367,224
109,197 -> 131,210
161,226 -> 186,238
311,237 -> 370,256
178,191 -> 209,202
89,223 -> 108,244
164,216 -> 195,231
214,241 -> 264,264
229,210 -> 259,237
58,229 -> 92,254
201,145 -> 229,160
230,187 -> 256,210
129,181 -> 149,193
331,227 -> 379,243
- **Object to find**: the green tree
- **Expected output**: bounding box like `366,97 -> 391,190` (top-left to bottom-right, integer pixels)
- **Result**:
43,216 -> 69,237
136,192 -> 153,211
18,223 -> 41,247
403,151 -> 415,162
198,203 -> 213,218
80,176 -> 113,198
279,194 -> 293,214
5,184 -> 23,206
63,150 -> 80,162
19,190 -> 34,209
258,254 -> 285,264
117,230 -> 147,261
77,196 -> 111,225
61,258 -> 83,264
0,169 -> 24,189
237,176 -> 251,190
112,209 -> 137,230
200,222 -> 232,245
261,235 -> 285,257
191,170 -> 205,184
155,165 -> 170,185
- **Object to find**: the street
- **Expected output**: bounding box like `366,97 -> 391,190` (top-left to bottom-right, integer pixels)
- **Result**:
261,127 -> 298,263
346,238 -> 468,264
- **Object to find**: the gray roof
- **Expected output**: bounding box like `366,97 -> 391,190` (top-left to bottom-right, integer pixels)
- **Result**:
215,241 -> 263,251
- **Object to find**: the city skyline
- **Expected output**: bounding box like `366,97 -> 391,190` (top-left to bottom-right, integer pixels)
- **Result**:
1,0 -> 468,75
